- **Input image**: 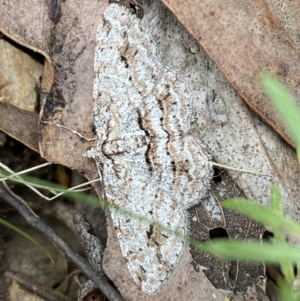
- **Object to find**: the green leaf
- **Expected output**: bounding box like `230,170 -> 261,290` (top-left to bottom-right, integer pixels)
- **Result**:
0,218 -> 54,263
261,72 -> 300,149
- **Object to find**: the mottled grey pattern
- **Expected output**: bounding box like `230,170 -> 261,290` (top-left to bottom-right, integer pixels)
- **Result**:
86,4 -> 212,294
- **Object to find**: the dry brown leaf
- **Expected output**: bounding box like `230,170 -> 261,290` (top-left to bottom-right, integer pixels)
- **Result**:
161,0 -> 300,147
0,38 -> 44,112
0,0 -> 55,93
147,0 -> 300,226
0,102 -> 39,151
189,174 -> 265,293
0,35 -> 43,150
0,0 -> 54,61
0,0 -> 57,147
38,0 -> 108,179
3,220 -> 68,301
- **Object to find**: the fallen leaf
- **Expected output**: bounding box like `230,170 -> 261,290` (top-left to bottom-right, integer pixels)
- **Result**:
161,0 -> 300,147
38,0 -> 107,179
0,38 -> 43,112
190,175 -> 265,293
147,0 -> 300,230
0,0 -> 54,61
0,102 -> 39,151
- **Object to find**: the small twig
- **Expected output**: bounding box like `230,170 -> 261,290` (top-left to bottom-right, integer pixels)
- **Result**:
74,213 -> 104,300
40,121 -> 96,141
41,120 -> 271,177
73,213 -> 103,272
0,162 -> 57,197
212,162 -> 272,176
0,182 -> 124,301
0,162 -> 53,182
44,178 -> 100,201
5,270 -> 72,301
74,213 -> 105,300
0,162 -> 100,201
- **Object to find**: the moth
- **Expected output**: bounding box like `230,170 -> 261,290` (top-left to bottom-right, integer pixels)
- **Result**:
86,4 -> 212,294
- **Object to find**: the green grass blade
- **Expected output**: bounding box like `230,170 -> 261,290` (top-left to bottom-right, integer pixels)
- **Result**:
0,217 -> 54,263
3,165 -> 300,283
270,185 -> 294,283
0,168 -> 73,194
0,171 -> 185,244
279,279 -> 300,301
270,184 -> 283,215
261,72 -> 300,152
222,199 -> 300,240
200,239 -> 300,265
